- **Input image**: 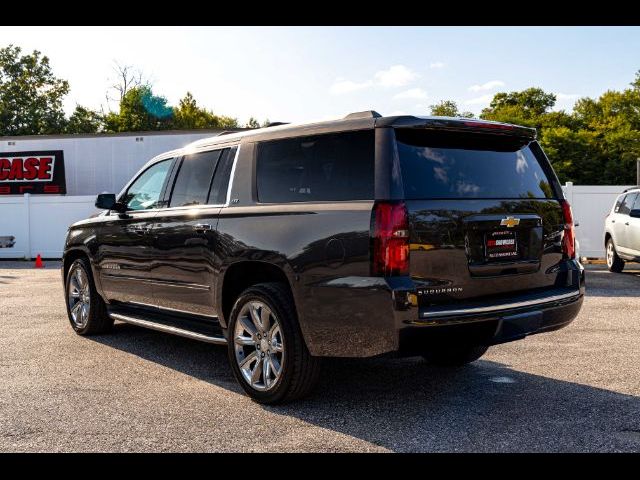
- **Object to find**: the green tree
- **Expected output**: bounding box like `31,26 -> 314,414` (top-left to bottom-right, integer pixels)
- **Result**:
429,100 -> 473,118
246,117 -> 260,128
65,105 -> 104,133
104,85 -> 173,132
173,92 -> 239,130
0,45 -> 69,135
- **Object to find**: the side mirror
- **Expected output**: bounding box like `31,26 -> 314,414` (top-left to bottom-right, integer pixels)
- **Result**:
95,193 -> 125,212
630,209 -> 640,218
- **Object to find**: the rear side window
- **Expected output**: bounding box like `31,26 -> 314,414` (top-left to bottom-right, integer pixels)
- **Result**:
614,194 -> 625,213
256,130 -> 375,203
208,147 -> 235,205
170,150 -> 222,207
618,193 -> 637,215
396,129 -> 555,200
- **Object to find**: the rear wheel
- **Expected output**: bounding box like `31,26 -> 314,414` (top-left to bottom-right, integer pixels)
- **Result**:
606,238 -> 625,273
65,258 -> 113,335
422,344 -> 489,367
227,282 -> 321,404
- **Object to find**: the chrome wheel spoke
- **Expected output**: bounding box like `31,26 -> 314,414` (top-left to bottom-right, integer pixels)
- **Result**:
234,334 -> 255,347
269,354 -> 282,376
239,350 -> 257,369
239,315 -> 258,337
260,305 -> 272,332
249,305 -> 262,332
251,357 -> 263,384
263,356 -> 271,388
70,300 -> 83,319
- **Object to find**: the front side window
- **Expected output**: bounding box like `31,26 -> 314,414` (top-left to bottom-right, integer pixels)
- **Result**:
256,130 -> 375,203
122,159 -> 172,211
170,150 -> 222,207
618,193 -> 637,215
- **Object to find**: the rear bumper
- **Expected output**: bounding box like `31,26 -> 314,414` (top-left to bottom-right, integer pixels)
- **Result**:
299,260 -> 584,357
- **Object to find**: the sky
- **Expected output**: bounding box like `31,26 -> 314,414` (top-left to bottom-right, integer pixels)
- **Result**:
1,26 -> 640,125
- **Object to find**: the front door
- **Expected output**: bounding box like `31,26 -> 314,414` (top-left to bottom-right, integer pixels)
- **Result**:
97,158 -> 174,308
613,192 -> 637,256
149,148 -> 235,317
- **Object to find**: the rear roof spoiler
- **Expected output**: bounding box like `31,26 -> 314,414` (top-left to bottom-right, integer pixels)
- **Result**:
376,115 -> 537,140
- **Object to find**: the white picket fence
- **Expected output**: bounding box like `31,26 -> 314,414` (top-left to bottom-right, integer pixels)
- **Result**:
0,183 -> 632,259
0,194 -> 96,259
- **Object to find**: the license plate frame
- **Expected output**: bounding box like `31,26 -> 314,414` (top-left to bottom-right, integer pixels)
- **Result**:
485,229 -> 519,261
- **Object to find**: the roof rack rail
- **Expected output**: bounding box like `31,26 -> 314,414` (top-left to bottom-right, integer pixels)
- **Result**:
344,110 -> 382,120
622,186 -> 640,193
265,122 -> 289,127
217,131 -> 236,136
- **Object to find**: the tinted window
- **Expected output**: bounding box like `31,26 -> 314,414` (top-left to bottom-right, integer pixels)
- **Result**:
619,193 -> 637,215
633,193 -> 640,211
256,130 -> 375,203
396,129 -> 555,199
170,150 -> 222,207
208,148 -> 235,205
122,159 -> 172,211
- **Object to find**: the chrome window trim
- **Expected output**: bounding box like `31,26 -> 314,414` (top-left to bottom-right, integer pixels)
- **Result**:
109,144 -> 241,215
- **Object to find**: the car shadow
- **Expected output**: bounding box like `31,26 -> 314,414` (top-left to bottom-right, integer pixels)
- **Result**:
89,322 -> 640,452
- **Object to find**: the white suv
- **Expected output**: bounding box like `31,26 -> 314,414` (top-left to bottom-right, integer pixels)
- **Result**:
604,188 -> 640,272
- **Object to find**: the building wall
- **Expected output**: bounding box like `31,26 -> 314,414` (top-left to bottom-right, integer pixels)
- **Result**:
0,130 -> 225,196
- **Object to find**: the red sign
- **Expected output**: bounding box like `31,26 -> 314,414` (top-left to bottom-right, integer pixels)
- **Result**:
0,150 -> 66,194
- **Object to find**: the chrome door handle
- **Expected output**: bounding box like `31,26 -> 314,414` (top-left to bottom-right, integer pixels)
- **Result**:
194,223 -> 212,232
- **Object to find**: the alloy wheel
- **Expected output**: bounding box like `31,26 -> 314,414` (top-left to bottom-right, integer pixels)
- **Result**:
68,265 -> 91,328
607,241 -> 614,267
233,301 -> 284,391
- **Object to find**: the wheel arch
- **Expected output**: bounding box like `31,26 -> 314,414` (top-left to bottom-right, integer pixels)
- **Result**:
218,260 -> 297,330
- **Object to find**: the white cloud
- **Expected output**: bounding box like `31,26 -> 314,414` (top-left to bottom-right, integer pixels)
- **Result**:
393,88 -> 428,100
429,61 -> 445,69
464,94 -> 493,105
329,78 -> 373,95
374,65 -> 419,87
468,80 -> 505,92
389,110 -> 408,116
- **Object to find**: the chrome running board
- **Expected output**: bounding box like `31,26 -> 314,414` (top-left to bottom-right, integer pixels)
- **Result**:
109,312 -> 227,345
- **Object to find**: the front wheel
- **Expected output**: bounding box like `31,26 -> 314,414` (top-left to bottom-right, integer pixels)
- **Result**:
422,344 -> 489,367
65,258 -> 113,335
606,238 -> 625,273
227,282 -> 321,404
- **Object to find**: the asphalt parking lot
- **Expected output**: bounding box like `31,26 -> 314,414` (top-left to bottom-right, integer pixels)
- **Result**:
0,261 -> 639,452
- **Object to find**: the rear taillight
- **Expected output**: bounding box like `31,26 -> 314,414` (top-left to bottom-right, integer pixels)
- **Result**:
372,201 -> 410,276
560,200 -> 576,259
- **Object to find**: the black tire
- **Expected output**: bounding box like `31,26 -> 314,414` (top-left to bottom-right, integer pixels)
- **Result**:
64,258 -> 113,335
226,282 -> 321,404
422,344 -> 489,367
606,238 -> 625,273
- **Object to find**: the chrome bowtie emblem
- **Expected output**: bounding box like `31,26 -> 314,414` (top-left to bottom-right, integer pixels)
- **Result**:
500,216 -> 520,228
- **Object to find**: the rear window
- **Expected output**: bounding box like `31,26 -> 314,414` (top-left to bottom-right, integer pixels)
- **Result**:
256,130 -> 374,203
395,129 -> 555,199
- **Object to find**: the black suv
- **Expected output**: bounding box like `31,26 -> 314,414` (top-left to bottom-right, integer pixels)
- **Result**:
62,111 -> 585,404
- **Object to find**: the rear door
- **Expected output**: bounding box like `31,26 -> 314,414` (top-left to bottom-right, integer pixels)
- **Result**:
613,192 -> 636,255
394,128 -> 568,307
626,193 -> 640,257
149,147 -> 236,317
